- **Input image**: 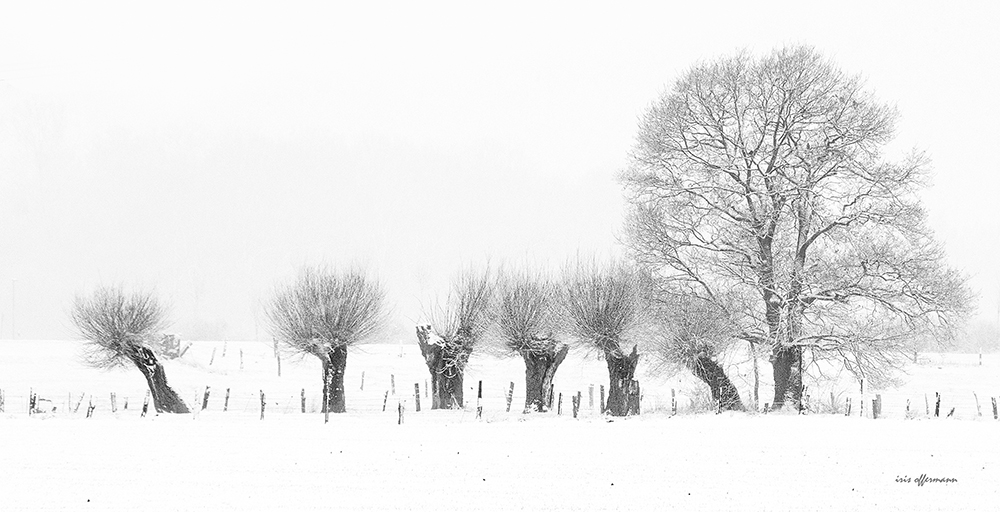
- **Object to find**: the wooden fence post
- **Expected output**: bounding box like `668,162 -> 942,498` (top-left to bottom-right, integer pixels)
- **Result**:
589,385 -> 594,409
360,371 -> 365,391
383,391 -> 389,412
935,392 -> 941,417
906,399 -> 911,418
845,397 -> 851,416
391,374 -> 396,395
141,391 -> 150,417
209,347 -> 217,366
993,397 -> 998,420
123,396 -> 128,410
273,339 -> 281,377
476,380 -> 483,419
75,393 -> 85,413
859,379 -> 865,418
301,388 -> 306,413
414,384 -> 421,412
260,390 -> 266,420
671,389 -> 676,416
505,382 -> 515,413
974,392 -> 982,417
86,397 -> 95,418
110,393 -> 117,413
548,384 -> 555,410
573,392 -> 581,418
222,341 -> 228,358
29,389 -> 35,415
557,393 -> 563,415
599,385 -> 606,414
202,386 -> 211,411
925,394 -> 929,416
398,401 -> 404,425
0,389 -> 5,413
224,388 -> 230,412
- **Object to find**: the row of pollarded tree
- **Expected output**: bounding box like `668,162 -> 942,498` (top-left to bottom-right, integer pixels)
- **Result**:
67,259 -> 753,417
413,262 -> 650,416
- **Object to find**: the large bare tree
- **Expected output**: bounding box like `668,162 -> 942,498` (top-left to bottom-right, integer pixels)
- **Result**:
621,45 -> 973,410
71,286 -> 190,413
495,267 -> 569,412
265,266 -> 389,413
561,259 -> 648,416
417,268 -> 493,409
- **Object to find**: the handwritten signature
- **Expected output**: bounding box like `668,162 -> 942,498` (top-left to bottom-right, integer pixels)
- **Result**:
895,474 -> 958,486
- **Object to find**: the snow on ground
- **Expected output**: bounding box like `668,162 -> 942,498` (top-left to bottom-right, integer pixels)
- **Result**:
0,339 -> 997,511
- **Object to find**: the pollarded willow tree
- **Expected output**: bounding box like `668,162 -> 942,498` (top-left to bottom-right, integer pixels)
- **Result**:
561,259 -> 648,416
70,286 -> 190,413
495,267 -> 569,413
417,268 -> 493,410
621,45 -> 973,411
265,266 -> 389,414
649,295 -> 745,411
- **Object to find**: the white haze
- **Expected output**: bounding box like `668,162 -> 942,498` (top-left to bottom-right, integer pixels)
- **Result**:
0,0 -> 997,342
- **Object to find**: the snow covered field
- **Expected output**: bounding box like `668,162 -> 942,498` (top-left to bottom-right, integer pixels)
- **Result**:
1,339 -> 996,511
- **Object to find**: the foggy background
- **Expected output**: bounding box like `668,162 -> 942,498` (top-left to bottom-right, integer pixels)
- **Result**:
1,1 -> 997,345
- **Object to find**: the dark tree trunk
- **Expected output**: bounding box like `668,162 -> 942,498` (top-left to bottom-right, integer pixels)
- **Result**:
416,326 -> 467,409
521,342 -> 569,413
770,345 -> 802,411
131,346 -> 189,414
604,344 -> 639,416
321,344 -> 349,414
691,355 -> 745,411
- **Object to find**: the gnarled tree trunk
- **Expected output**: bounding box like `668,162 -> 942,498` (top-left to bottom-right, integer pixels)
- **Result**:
321,344 -> 349,414
131,346 -> 189,414
691,355 -> 745,411
416,326 -> 467,409
521,342 -> 569,412
604,344 -> 640,416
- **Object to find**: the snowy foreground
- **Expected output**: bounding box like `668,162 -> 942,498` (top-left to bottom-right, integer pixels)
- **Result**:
0,340 -> 997,511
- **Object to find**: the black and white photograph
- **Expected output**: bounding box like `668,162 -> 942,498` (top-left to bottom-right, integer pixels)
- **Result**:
0,1 -> 997,510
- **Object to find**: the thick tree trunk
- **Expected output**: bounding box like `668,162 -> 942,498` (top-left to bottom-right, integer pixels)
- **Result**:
772,193 -> 812,411
416,326 -> 467,409
771,345 -> 802,411
131,346 -> 189,414
691,355 -> 745,411
321,344 -> 348,414
604,345 -> 639,416
521,343 -> 569,413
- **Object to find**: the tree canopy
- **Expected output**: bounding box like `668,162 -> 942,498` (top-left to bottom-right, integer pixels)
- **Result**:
621,45 -> 973,408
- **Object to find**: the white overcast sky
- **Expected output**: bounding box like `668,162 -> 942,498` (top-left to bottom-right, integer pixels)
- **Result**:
0,0 -> 997,341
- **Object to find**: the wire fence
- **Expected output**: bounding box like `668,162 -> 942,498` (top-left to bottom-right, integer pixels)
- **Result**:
4,379 -> 999,422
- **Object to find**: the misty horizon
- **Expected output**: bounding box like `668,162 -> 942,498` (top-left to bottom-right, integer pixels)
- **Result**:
1,1 -> 997,344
